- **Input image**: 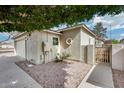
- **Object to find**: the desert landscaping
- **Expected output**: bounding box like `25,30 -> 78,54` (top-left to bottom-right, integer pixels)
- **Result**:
16,60 -> 92,88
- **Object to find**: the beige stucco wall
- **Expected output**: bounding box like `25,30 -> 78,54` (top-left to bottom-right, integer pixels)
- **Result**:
37,31 -> 60,64
26,31 -> 39,64
14,34 -> 27,58
60,27 -> 95,62
60,28 -> 81,61
95,40 -> 104,47
15,31 -> 60,64
81,45 -> 87,62
80,28 -> 95,62
80,28 -> 95,45
112,44 -> 124,71
15,26 -> 96,64
15,40 -> 26,58
87,45 -> 95,64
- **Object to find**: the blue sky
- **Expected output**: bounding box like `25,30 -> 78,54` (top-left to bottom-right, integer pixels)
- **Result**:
83,12 -> 124,40
106,28 -> 124,40
1,12 -> 124,41
84,21 -> 124,40
0,33 -> 10,42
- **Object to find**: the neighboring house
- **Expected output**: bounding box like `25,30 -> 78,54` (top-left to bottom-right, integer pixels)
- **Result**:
95,37 -> 104,47
104,40 -> 112,45
0,41 -> 15,56
0,41 -> 14,49
120,38 -> 124,44
13,24 -> 97,64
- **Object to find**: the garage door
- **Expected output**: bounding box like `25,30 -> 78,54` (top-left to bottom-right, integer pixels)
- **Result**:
15,40 -> 26,58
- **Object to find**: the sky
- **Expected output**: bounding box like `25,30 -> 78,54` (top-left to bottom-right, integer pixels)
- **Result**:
0,33 -> 10,42
84,12 -> 124,40
1,12 -> 124,42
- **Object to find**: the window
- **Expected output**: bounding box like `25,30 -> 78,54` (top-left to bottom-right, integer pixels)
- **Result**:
53,37 -> 58,45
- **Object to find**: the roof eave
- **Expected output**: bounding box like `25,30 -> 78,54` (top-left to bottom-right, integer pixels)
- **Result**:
82,24 -> 96,37
12,32 -> 27,39
58,24 -> 96,37
43,30 -> 62,35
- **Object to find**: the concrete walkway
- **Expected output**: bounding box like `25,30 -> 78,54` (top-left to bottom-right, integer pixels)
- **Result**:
78,63 -> 114,88
0,56 -> 42,88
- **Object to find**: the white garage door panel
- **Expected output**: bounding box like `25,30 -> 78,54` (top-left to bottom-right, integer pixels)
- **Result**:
16,40 -> 25,58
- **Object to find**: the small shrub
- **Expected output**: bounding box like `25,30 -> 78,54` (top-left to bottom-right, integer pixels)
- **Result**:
55,52 -> 71,62
55,53 -> 62,62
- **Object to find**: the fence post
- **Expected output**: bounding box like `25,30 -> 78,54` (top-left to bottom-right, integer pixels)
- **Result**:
87,45 -> 95,64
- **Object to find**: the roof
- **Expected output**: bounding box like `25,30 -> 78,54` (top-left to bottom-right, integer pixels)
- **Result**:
96,36 -> 105,42
13,24 -> 97,39
42,30 -> 62,35
12,32 -> 27,39
104,40 -> 112,44
13,30 -> 62,39
57,24 -> 96,37
120,38 -> 124,42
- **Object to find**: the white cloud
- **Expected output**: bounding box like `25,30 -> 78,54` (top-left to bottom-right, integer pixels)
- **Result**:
120,33 -> 124,37
93,16 -> 113,25
92,12 -> 124,31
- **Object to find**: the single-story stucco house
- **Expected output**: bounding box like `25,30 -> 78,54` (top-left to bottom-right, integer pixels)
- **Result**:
95,36 -> 104,47
13,24 -> 103,65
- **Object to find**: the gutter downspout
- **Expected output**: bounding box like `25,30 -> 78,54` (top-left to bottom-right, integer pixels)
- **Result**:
25,39 -> 27,60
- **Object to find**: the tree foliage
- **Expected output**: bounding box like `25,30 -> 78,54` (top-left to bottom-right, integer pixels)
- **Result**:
93,22 -> 107,39
0,5 -> 124,32
112,39 -> 120,44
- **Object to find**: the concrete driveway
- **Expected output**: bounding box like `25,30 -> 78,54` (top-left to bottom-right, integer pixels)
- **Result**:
79,63 -> 114,88
0,56 -> 41,88
87,63 -> 114,88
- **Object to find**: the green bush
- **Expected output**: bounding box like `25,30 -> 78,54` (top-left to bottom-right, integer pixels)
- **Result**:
55,52 -> 71,62
112,39 -> 119,44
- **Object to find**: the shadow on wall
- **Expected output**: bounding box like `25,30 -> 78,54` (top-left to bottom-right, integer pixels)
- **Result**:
60,28 -> 81,60
112,46 -> 124,71
82,45 -> 87,63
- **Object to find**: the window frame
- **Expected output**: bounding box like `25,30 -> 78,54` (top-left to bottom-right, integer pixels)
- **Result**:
53,37 -> 59,46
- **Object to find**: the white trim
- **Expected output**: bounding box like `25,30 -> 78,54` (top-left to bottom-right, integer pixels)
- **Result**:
43,30 -> 62,35
12,32 -> 27,39
82,25 -> 96,37
13,24 -> 96,39
58,25 -> 83,32
58,24 -> 96,37
13,30 -> 62,39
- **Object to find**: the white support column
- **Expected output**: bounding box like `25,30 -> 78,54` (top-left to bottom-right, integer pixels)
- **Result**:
87,45 -> 95,64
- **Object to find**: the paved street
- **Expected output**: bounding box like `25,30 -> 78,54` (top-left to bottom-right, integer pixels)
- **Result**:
0,56 -> 41,88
